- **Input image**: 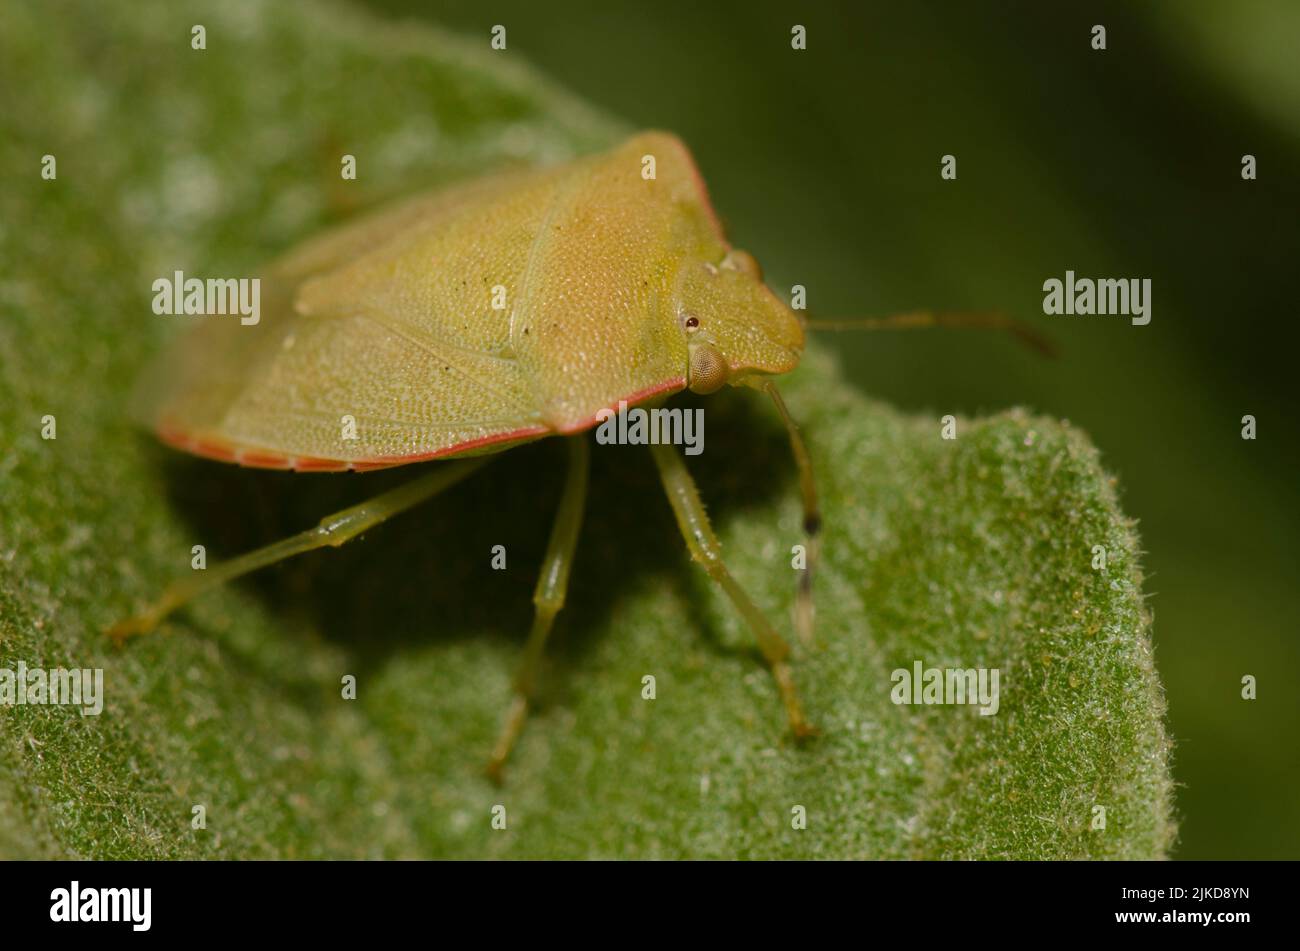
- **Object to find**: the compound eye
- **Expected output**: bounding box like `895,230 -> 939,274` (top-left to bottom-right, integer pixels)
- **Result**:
688,342 -> 729,394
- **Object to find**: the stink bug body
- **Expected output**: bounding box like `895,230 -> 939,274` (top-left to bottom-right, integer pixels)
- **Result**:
134,132 -> 801,469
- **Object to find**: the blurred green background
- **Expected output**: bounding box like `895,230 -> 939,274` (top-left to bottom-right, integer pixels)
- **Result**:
352,0 -> 1300,858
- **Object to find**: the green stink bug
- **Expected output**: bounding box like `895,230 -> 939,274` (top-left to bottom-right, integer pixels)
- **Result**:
111,131 -> 1047,778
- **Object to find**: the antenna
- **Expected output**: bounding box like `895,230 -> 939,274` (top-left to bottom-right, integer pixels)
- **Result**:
805,310 -> 1057,358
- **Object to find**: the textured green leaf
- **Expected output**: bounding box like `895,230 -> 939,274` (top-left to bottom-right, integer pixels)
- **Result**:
0,0 -> 1173,859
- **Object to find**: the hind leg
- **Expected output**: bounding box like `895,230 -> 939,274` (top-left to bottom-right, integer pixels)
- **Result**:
107,457 -> 489,644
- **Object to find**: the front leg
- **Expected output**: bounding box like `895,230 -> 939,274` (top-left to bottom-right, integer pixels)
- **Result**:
648,440 -> 814,739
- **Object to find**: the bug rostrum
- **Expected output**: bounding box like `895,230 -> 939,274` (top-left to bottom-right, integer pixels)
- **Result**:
111,131 -> 1046,780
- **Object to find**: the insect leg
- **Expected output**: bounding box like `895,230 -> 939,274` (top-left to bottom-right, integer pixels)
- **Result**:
648,441 -> 815,739
106,457 -> 490,644
749,378 -> 819,647
487,435 -> 590,783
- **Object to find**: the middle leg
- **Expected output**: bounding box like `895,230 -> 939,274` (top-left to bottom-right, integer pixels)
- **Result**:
486,435 -> 590,782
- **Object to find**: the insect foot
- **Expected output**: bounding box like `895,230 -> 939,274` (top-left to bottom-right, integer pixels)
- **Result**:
775,661 -> 819,742
105,608 -> 164,647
